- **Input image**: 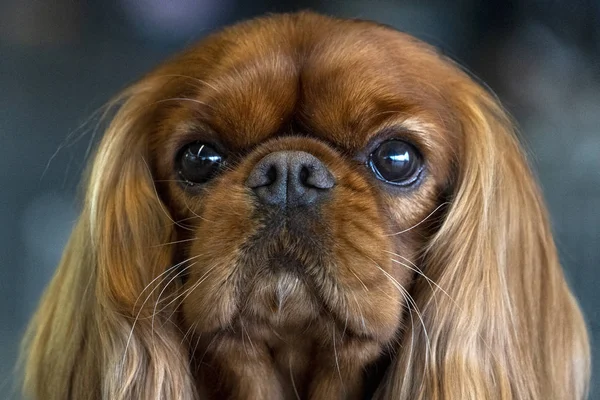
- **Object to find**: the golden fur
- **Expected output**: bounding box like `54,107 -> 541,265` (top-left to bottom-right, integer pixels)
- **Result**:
22,12 -> 590,400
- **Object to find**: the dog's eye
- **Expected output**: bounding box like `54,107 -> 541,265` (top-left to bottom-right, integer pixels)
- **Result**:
369,140 -> 423,186
177,142 -> 224,185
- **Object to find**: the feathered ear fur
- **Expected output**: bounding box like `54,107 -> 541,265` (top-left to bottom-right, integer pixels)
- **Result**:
22,81 -> 197,400
378,81 -> 590,399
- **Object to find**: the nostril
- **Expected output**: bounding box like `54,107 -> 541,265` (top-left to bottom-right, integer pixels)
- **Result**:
266,165 -> 277,186
299,166 -> 310,186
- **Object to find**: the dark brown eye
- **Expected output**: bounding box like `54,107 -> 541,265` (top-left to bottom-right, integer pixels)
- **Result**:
369,140 -> 423,186
177,142 -> 224,185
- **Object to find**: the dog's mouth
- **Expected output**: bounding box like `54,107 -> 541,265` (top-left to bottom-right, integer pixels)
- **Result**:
240,206 -> 332,278
235,234 -> 328,324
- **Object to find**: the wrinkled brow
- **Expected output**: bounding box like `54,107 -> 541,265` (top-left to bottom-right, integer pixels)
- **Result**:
151,17 -> 460,157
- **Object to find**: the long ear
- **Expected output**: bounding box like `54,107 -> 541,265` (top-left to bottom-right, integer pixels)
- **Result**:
22,82 -> 197,399
379,84 -> 590,399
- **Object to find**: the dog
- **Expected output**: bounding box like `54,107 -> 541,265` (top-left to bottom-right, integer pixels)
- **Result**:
22,11 -> 590,400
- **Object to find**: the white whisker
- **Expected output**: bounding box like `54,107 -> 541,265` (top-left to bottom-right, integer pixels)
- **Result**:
122,255 -> 201,368
367,255 -> 431,391
151,237 -> 199,247
289,356 -> 301,400
385,202 -> 449,236
132,254 -> 202,312
332,324 -> 344,391
160,264 -> 220,323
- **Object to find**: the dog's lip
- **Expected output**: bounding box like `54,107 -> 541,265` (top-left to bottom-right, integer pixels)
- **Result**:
241,225 -> 330,272
214,313 -> 379,343
261,253 -> 308,272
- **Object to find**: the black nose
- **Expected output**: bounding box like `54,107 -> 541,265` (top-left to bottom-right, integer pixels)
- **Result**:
246,151 -> 335,207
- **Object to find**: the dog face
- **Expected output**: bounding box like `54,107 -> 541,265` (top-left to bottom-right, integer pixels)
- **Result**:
23,12 -> 590,400
146,20 -> 463,395
151,15 -> 456,344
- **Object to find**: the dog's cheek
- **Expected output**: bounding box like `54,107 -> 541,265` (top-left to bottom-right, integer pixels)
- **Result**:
180,180 -> 258,333
326,181 -> 405,341
381,186 -> 442,284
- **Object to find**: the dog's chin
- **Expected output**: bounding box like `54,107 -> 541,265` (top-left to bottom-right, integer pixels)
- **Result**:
244,210 -> 349,316
215,262 -> 380,343
241,266 -> 321,329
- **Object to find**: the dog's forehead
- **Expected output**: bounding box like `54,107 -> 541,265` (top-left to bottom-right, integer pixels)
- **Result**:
163,14 -> 453,151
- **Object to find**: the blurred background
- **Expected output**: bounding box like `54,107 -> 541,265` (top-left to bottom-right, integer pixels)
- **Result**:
0,0 -> 598,398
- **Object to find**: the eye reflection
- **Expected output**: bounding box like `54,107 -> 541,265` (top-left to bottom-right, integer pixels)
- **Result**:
177,142 -> 224,185
369,140 -> 423,186
387,151 -> 410,162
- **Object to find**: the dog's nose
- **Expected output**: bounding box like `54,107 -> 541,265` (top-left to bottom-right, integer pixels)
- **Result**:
246,151 -> 335,207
